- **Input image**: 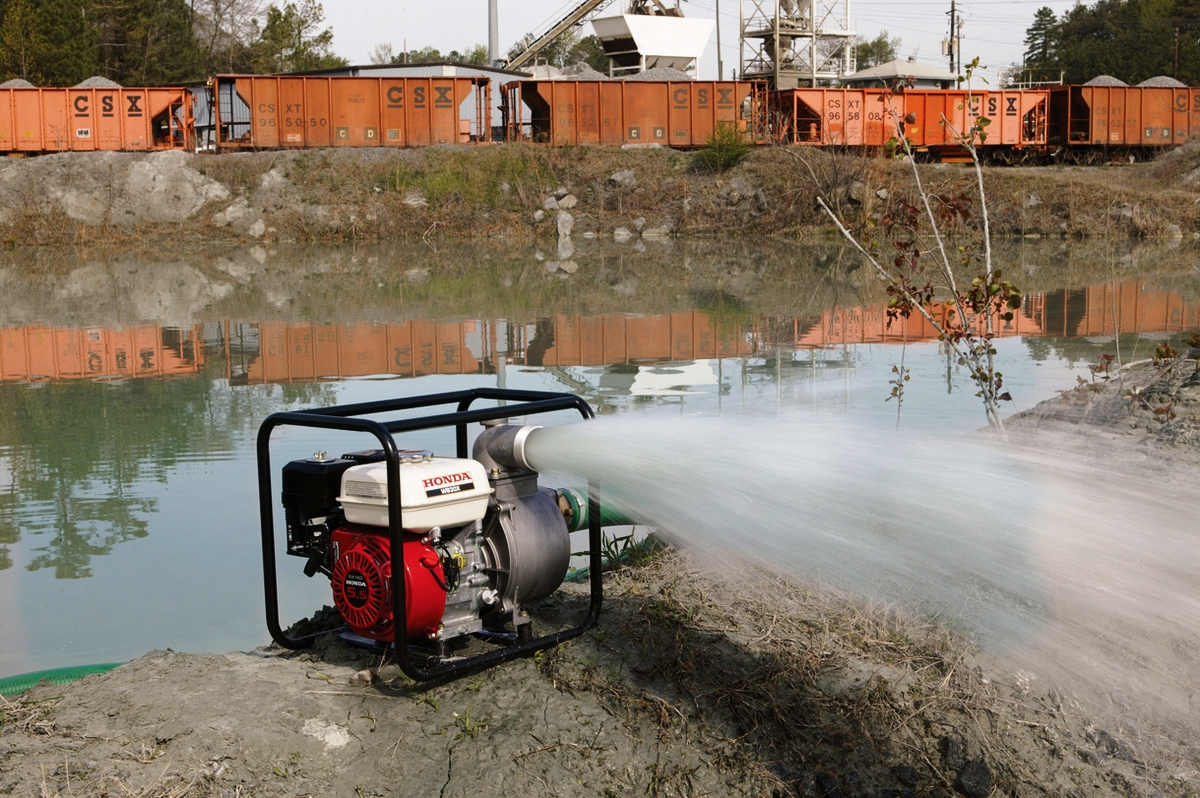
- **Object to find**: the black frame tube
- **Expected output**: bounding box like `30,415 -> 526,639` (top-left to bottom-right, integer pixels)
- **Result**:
257,388 -> 601,681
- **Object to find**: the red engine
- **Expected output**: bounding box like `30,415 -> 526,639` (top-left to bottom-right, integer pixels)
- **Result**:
329,525 -> 447,642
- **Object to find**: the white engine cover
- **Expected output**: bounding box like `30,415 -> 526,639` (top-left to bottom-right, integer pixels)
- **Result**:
338,455 -> 492,531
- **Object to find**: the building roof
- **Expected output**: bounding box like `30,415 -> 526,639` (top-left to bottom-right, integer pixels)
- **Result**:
288,61 -> 532,79
842,59 -> 957,84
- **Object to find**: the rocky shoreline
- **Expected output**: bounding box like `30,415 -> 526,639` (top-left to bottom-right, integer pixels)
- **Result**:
2,144 -> 1199,247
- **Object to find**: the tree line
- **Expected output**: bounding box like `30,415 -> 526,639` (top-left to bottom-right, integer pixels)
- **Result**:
0,0 -> 615,88
1023,0 -> 1200,85
0,0 -> 352,86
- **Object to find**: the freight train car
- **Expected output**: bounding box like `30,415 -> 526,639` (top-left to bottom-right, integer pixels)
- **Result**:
0,87 -> 193,155
1048,85 -> 1200,160
773,88 -> 1049,161
211,75 -> 491,151
502,80 -> 767,147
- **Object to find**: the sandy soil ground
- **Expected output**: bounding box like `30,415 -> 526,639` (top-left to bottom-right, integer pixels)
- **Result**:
3,360 -> 1199,798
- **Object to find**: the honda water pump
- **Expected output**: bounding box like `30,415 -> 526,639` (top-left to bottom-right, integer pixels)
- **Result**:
256,389 -> 622,681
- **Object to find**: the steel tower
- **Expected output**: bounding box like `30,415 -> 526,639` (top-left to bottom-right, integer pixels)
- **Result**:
740,0 -> 856,88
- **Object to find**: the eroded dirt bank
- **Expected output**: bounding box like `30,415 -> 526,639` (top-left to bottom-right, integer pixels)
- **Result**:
3,512 -> 1199,798
2,144 -> 1200,246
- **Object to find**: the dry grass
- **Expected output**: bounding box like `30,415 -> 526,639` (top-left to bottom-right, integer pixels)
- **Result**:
537,549 -> 1200,798
1,692 -> 61,736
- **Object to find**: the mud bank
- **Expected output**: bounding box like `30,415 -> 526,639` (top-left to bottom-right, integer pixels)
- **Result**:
2,144 -> 1199,246
3,534 -> 1199,798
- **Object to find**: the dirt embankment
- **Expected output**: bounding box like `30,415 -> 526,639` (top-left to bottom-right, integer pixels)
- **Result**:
3,529 -> 1200,798
1,144 -> 1199,246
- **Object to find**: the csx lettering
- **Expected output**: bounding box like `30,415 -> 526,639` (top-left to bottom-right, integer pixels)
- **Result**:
422,472 -> 473,488
285,103 -> 301,113
127,96 -> 142,115
434,86 -> 452,106
717,88 -> 733,106
698,88 -> 709,106
257,102 -> 274,113
988,97 -> 998,115
101,96 -> 114,116
73,96 -> 88,115
387,86 -> 404,107
1178,93 -> 1188,111
557,103 -> 574,113
673,88 -> 688,107
414,87 -> 426,106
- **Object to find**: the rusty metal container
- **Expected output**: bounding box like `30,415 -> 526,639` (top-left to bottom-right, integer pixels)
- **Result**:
1049,85 -> 1200,148
0,88 -> 193,155
773,88 -> 1048,158
212,75 -> 490,151
504,80 -> 766,147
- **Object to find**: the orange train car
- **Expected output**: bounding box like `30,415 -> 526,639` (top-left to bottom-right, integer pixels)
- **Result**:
243,321 -> 482,384
0,325 -> 204,382
774,88 -> 1048,158
1049,85 -> 1200,151
212,75 -> 491,151
503,80 -> 767,147
232,312 -> 756,384
0,87 -> 193,155
534,312 -> 754,366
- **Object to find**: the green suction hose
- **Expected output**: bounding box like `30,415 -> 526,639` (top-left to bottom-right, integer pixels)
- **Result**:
557,487 -> 636,532
0,663 -> 123,697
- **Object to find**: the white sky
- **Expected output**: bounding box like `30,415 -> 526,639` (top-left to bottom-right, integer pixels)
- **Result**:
317,0 -> 1087,83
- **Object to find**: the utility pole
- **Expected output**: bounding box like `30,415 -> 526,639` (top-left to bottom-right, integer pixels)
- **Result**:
946,0 -> 957,75
1171,26 -> 1180,79
948,0 -> 955,74
716,0 -> 723,80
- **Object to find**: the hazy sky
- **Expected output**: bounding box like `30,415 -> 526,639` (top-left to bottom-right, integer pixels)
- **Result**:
316,0 -> 1089,83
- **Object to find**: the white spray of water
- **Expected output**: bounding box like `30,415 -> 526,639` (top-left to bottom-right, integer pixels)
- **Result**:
526,413 -> 1200,721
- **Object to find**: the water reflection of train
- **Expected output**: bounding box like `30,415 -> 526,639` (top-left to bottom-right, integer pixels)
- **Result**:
221,312 -> 755,385
1,280 -> 1196,387
0,324 -> 205,382
783,280 -> 1199,349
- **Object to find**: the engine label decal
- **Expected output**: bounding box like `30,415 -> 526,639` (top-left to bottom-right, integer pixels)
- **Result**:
344,480 -> 384,499
423,471 -> 474,497
343,571 -> 369,608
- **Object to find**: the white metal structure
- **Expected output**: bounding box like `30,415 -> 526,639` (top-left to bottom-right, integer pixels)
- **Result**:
740,0 -> 856,88
591,11 -> 714,76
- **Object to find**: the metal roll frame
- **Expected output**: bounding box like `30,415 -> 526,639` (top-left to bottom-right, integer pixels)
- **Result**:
256,387 -> 601,682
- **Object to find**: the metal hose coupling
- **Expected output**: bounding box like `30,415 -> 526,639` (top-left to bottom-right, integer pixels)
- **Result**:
472,421 -> 545,472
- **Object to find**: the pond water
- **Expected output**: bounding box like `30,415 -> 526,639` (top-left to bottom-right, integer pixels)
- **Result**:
1,238 -> 1198,678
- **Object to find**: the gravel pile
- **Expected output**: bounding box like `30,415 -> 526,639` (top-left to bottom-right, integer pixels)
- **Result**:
73,76 -> 122,88
0,78 -> 35,88
1083,74 -> 1128,86
560,62 -> 609,80
1137,75 -> 1187,87
622,67 -> 693,81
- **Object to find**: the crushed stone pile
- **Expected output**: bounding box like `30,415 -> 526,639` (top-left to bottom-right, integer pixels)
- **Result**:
559,62 -> 608,80
1137,75 -> 1187,87
73,76 -> 122,88
1084,75 -> 1128,86
0,78 -> 34,88
622,67 -> 693,81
